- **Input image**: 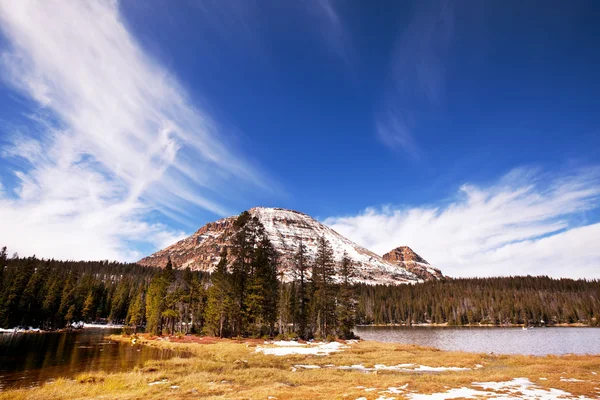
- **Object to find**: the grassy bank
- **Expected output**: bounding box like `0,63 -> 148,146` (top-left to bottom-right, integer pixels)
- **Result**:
1,334 -> 599,399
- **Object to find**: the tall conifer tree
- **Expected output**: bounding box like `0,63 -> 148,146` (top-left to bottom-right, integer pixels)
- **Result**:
204,250 -> 232,337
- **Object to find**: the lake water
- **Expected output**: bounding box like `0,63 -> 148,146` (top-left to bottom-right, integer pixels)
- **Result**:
355,326 -> 600,356
0,329 -> 185,390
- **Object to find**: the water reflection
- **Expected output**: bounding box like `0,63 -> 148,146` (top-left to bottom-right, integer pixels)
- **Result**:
354,326 -> 600,356
0,329 -> 185,390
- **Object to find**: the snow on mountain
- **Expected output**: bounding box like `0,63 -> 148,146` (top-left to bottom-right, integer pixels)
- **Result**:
138,207 -> 441,285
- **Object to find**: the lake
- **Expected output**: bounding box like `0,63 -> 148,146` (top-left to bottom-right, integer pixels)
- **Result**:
355,326 -> 600,356
0,329 -> 185,390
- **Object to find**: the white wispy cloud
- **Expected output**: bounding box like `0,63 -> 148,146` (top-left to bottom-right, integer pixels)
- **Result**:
376,0 -> 456,156
324,167 -> 600,278
312,0 -> 351,63
0,1 -> 269,261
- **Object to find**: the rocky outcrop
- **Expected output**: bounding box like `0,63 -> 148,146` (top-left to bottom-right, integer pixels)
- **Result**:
138,207 -> 441,285
382,246 -> 444,281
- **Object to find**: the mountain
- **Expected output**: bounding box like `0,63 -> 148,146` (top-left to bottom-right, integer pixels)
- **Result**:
138,207 -> 442,285
382,246 -> 444,281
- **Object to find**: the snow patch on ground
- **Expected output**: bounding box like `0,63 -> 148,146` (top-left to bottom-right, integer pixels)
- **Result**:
470,377 -> 594,399
338,363 -> 471,372
560,377 -> 585,382
412,365 -> 470,372
255,340 -> 349,356
81,323 -> 124,329
381,385 -> 408,394
0,323 -> 124,333
0,327 -> 41,333
294,364 -> 321,369
351,377 -> 594,399
292,363 -> 474,373
148,379 -> 169,386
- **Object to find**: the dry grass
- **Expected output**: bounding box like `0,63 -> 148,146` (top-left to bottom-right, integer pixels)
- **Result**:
1,334 -> 599,399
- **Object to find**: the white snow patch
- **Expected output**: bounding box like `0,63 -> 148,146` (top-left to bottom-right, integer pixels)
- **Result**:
473,377 -> 593,399
382,385 -> 408,394
255,341 -> 348,356
412,365 -> 470,372
399,377 -> 596,399
337,363 -> 469,372
339,364 -> 370,371
0,323 -> 123,333
560,377 -> 585,382
81,323 -> 124,329
148,379 -> 169,386
0,326 -> 41,333
294,365 -> 321,369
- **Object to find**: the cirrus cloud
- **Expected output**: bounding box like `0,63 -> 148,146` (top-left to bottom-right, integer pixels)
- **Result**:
324,167 -> 600,278
0,0 -> 272,261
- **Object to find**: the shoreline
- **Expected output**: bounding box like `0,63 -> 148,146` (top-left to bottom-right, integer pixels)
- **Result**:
2,322 -> 593,334
0,323 -> 125,334
357,322 -> 593,328
2,334 -> 598,399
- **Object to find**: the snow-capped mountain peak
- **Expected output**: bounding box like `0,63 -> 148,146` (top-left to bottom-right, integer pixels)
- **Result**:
138,207 -> 442,285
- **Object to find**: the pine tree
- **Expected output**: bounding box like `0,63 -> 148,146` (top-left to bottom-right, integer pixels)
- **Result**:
58,271 -> 78,327
145,257 -> 174,335
42,273 -> 64,329
277,272 -> 293,336
312,236 -> 336,338
247,233 -> 278,336
229,212 -> 256,336
126,284 -> 145,333
188,272 -> 206,334
293,239 -> 310,339
82,290 -> 96,322
229,212 -> 268,336
109,278 -> 130,324
336,252 -> 356,339
204,250 -> 233,337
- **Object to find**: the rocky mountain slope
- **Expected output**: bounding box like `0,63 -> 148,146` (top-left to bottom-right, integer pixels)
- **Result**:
382,246 -> 444,281
138,207 -> 442,285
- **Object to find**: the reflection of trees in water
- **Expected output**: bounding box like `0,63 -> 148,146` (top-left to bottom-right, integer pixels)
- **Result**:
0,329 -> 181,389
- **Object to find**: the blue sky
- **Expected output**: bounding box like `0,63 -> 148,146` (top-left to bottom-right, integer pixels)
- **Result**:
0,1 -> 599,278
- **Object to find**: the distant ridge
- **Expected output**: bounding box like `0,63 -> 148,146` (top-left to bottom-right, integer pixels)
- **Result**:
383,246 -> 444,281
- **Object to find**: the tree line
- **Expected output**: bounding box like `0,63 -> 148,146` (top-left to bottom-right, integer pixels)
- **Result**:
355,276 -> 600,326
1,213 -> 598,336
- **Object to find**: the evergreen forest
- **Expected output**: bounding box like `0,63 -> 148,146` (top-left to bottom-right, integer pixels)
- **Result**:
1,212 -> 598,338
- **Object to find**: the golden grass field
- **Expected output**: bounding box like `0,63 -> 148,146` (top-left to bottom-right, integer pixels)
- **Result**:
1,334 -> 599,399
